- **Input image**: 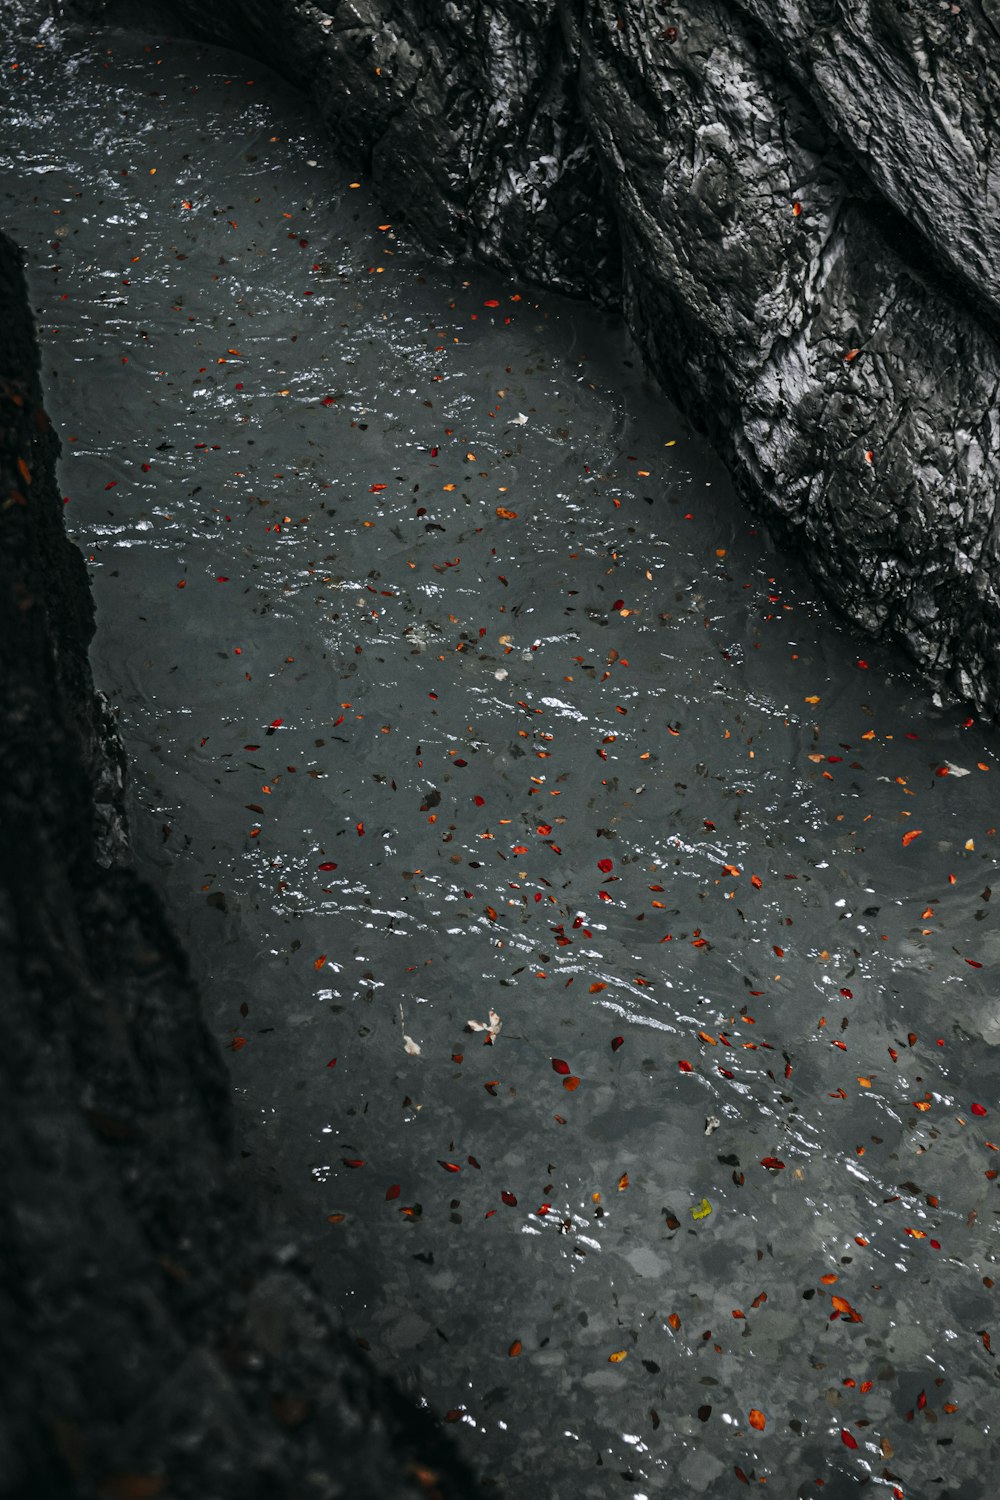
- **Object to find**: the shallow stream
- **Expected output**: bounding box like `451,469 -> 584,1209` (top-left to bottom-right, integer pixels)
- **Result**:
3,19 -> 999,1498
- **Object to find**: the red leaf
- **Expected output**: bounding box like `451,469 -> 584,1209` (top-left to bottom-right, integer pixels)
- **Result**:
611,1036 -> 624,1052
972,1102 -> 988,1116
386,1184 -> 401,1200
551,1058 -> 571,1075
501,1190 -> 517,1206
438,1160 -> 461,1173
760,1157 -> 786,1170
597,857 -> 614,874
678,1059 -> 693,1072
318,861 -> 337,870
840,1429 -> 858,1450
342,1159 -> 365,1169
612,599 -> 624,610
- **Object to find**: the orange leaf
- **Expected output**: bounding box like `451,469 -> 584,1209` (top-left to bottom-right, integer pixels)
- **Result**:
901,828 -> 923,847
608,1349 -> 628,1363
748,1408 -> 766,1431
667,1312 -> 681,1330
508,1340 -> 522,1357
831,1294 -> 863,1322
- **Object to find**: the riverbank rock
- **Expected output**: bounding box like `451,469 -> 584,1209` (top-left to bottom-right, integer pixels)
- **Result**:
0,227 -> 477,1499
145,0 -> 1000,717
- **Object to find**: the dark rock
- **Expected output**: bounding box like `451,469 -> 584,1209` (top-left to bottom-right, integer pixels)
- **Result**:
0,228 -> 477,1500
144,0 -> 1000,716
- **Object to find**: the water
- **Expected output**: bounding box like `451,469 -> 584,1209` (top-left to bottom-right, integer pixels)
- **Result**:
3,21 -> 999,1498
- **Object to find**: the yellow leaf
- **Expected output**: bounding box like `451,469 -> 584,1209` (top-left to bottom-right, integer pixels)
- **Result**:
804,695 -> 821,705
691,1197 -> 712,1220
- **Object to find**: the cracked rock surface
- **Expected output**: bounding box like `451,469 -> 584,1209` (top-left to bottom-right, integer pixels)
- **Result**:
153,0 -> 1000,714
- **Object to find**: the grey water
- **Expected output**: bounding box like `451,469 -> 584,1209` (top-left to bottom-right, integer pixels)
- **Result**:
3,19 -> 999,1498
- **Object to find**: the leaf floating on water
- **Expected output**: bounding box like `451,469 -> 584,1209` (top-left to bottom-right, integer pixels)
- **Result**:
748,1408 -> 766,1431
403,1035 -> 422,1056
840,1429 -> 858,1449
691,1197 -> 712,1220
466,1008 -> 502,1043
611,1035 -> 624,1052
608,1349 -> 628,1363
508,1340 -> 522,1357
831,1294 -> 863,1323
551,1057 -> 571,1075
901,828 -> 923,847
760,1157 -> 786,1170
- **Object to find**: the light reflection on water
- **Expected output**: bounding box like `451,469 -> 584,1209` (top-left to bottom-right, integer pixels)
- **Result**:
2,19 -> 999,1498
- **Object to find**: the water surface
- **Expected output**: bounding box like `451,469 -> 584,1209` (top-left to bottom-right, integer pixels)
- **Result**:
2,21 -> 999,1498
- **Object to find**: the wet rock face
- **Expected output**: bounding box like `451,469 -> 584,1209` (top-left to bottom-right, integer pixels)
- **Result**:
157,0 -> 1000,716
0,228 -> 476,1499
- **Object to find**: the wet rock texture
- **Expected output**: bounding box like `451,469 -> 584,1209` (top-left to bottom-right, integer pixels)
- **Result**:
0,229 -> 477,1500
162,0 -> 1000,714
